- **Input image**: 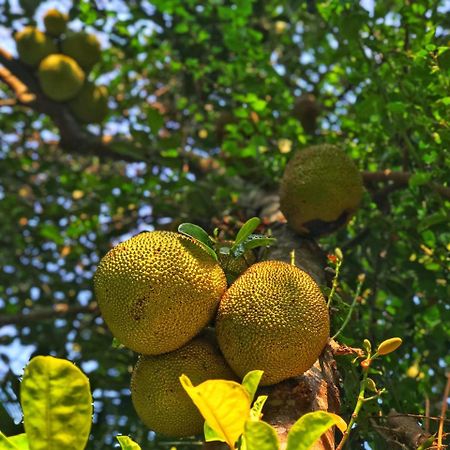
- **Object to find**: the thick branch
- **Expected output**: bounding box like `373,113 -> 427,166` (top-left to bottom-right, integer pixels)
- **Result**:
0,47 -> 211,175
363,170 -> 450,200
0,303 -> 99,326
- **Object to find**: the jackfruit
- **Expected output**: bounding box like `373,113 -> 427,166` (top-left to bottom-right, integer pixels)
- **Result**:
216,241 -> 256,285
69,82 -> 108,123
43,9 -> 68,37
38,54 -> 85,102
61,31 -> 101,72
216,260 -> 329,386
15,26 -> 57,67
131,335 -> 236,437
279,144 -> 363,236
94,231 -> 227,355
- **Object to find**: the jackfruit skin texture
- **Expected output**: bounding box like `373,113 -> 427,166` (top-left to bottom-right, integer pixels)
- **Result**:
94,231 -> 227,355
43,9 -> 68,37
131,336 -> 236,437
38,54 -> 85,101
216,260 -> 330,386
69,82 -> 108,123
61,31 -> 101,71
15,26 -> 57,67
279,144 -> 363,236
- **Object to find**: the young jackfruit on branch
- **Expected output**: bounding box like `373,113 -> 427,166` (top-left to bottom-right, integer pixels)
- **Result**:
43,8 -> 68,37
94,231 -> 227,355
131,336 -> 236,437
69,82 -> 108,124
216,260 -> 330,386
15,26 -> 57,67
38,54 -> 85,101
61,31 -> 101,72
279,144 -> 364,236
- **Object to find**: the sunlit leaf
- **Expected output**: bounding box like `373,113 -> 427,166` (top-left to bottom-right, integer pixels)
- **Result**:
116,435 -> 142,449
0,432 -> 20,450
249,395 -> 268,422
180,375 -> 251,449
286,411 -> 347,450
21,356 -> 92,450
178,223 -> 218,261
241,370 -> 264,402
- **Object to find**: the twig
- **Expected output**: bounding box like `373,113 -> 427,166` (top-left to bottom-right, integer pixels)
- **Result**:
0,303 -> 99,326
437,373 -> 450,449
363,171 -> 450,200
331,275 -> 364,340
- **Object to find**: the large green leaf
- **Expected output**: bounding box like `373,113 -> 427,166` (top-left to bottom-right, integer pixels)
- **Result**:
0,432 -> 20,450
21,356 -> 93,450
8,434 -> 29,450
286,411 -> 347,450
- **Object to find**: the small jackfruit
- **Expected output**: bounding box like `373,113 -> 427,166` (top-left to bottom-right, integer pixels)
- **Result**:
15,26 -> 57,67
38,54 -> 85,101
279,144 -> 363,236
216,260 -> 330,386
94,231 -> 227,355
131,336 -> 236,437
43,9 -> 68,37
69,82 -> 108,123
61,31 -> 101,72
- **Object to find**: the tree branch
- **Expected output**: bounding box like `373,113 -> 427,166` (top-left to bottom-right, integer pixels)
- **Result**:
0,47 -> 213,176
0,303 -> 99,326
363,170 -> 450,200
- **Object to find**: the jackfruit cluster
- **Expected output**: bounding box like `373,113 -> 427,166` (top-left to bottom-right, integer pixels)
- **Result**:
95,229 -> 330,437
14,8 -> 108,123
280,144 -> 364,236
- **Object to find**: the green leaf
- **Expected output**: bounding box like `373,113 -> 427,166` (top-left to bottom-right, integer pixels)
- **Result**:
242,370 -> 264,402
180,375 -> 251,449
148,108 -> 164,133
116,435 -> 142,449
249,395 -> 268,421
242,236 -> 277,251
0,432 -> 20,450
21,356 -> 92,450
178,223 -> 218,261
409,173 -> 431,188
233,218 -> 261,248
204,422 -> 226,443
286,411 -> 347,450
244,420 -> 279,450
8,434 -> 29,450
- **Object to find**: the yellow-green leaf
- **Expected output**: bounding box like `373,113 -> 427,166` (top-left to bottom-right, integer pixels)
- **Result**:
8,434 -> 29,450
242,370 -> 264,402
204,422 -> 226,443
286,411 -> 347,450
0,432 -> 20,450
249,395 -> 268,421
244,420 -> 279,450
116,435 -> 142,449
180,374 -> 251,449
21,356 -> 92,450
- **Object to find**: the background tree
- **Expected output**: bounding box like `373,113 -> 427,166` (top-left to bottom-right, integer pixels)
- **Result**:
0,0 -> 449,448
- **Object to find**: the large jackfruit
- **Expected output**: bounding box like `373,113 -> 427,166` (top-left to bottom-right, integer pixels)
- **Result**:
216,260 -> 329,386
94,231 -> 227,355
131,336 -> 236,437
61,31 -> 101,72
69,82 -> 108,123
279,144 -> 364,236
38,54 -> 85,102
15,26 -> 57,67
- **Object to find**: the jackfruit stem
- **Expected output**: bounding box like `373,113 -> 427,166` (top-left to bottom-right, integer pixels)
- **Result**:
290,249 -> 296,266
